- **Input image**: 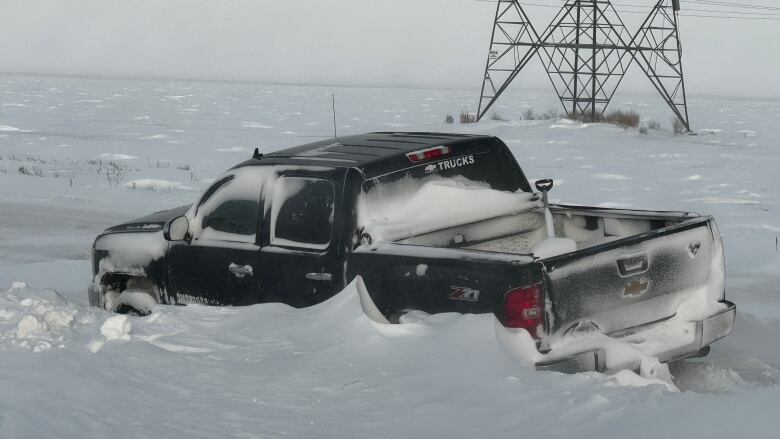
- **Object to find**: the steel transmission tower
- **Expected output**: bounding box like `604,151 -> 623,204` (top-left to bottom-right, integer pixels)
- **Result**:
631,0 -> 690,130
477,0 -> 692,132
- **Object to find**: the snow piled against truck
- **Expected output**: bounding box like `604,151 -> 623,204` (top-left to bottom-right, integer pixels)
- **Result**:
0,277 -> 773,438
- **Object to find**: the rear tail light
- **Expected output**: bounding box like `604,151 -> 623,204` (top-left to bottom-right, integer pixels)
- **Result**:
504,283 -> 544,337
406,145 -> 452,163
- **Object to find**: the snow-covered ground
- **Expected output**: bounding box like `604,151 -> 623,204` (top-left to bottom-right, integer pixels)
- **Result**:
1,73 -> 779,437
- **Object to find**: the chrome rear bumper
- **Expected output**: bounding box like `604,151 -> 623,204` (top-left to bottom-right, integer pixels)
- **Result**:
536,300 -> 736,374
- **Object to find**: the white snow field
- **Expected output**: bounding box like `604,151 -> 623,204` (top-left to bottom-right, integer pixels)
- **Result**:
0,73 -> 779,437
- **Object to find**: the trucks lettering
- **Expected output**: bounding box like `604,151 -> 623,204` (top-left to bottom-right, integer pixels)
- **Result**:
425,155 -> 476,174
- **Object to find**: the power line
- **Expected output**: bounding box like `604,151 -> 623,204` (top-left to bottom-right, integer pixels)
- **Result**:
612,2 -> 780,16
681,8 -> 780,17
681,13 -> 780,21
615,1 -> 780,16
474,1 -> 780,21
532,0 -> 780,11
687,0 -> 780,12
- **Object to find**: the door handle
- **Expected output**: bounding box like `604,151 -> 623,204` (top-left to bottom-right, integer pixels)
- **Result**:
305,272 -> 332,282
229,263 -> 253,278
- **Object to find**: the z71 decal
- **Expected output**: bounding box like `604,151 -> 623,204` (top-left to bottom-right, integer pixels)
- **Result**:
425,155 -> 476,173
449,286 -> 481,302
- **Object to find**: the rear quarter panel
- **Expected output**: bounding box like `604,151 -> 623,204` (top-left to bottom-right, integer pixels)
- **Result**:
348,243 -> 543,321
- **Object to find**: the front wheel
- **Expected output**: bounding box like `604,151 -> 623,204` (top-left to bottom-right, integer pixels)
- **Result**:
111,289 -> 158,316
97,276 -> 160,316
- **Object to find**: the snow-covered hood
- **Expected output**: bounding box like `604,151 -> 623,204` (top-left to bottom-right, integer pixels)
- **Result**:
104,204 -> 191,233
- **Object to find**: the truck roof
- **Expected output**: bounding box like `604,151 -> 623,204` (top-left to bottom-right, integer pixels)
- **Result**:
237,132 -> 499,178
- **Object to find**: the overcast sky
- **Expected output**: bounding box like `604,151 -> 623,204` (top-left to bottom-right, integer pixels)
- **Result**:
0,0 -> 778,99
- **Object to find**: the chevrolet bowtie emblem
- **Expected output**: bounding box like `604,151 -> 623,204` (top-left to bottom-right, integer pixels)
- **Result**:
624,279 -> 649,297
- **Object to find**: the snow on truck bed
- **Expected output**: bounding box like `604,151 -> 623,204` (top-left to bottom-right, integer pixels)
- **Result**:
358,176 -> 542,244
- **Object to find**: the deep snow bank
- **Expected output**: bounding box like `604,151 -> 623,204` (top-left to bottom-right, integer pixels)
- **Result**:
0,278 -> 776,438
0,282 -> 85,352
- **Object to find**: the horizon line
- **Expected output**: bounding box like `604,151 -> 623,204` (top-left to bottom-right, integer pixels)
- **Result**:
0,70 -> 777,103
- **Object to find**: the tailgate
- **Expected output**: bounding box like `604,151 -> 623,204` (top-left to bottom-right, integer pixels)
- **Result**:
542,217 -> 723,336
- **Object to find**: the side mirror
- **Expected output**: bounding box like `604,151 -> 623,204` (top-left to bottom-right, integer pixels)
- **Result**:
163,215 -> 190,241
535,179 -> 554,193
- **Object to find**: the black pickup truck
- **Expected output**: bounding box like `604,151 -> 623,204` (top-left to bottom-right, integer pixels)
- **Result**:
89,132 -> 735,372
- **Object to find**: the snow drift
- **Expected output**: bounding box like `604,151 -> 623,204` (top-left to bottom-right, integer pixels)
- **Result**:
0,278 -> 772,438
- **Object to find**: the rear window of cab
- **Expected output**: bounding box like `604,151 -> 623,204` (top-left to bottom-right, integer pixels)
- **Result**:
363,149 -> 528,194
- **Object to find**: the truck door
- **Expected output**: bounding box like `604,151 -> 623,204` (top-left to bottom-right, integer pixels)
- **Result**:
260,172 -> 343,307
167,167 -> 270,306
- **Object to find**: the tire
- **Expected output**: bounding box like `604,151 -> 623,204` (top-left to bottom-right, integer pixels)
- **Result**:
100,276 -> 159,316
112,289 -> 157,316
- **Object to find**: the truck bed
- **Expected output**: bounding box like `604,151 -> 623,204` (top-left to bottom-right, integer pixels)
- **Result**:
401,205 -> 685,257
352,204 -> 728,351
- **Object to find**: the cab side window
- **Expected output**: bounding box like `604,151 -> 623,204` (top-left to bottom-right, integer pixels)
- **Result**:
203,199 -> 258,236
271,177 -> 335,249
193,167 -> 269,243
